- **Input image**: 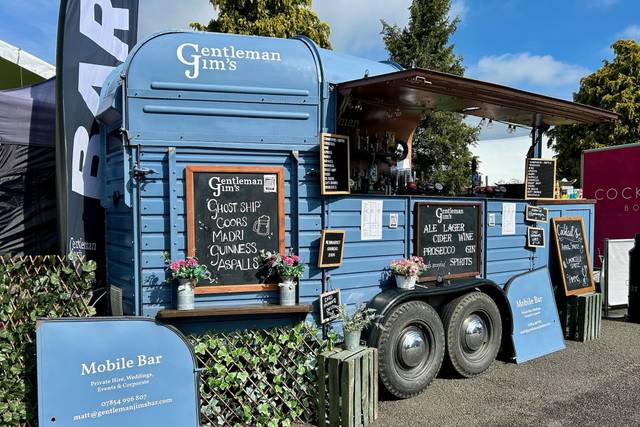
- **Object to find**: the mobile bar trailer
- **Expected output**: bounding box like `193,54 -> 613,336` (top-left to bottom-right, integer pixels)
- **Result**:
97,31 -> 617,398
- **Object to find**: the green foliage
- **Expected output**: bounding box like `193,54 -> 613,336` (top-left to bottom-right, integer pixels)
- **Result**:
548,39 -> 640,182
192,322 -> 336,426
338,304 -> 379,333
260,250 -> 304,280
0,254 -> 97,426
162,252 -> 209,282
191,0 -> 331,49
382,0 -> 478,194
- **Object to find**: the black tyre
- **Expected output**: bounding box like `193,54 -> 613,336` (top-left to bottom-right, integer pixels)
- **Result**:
377,301 -> 445,399
442,292 -> 502,378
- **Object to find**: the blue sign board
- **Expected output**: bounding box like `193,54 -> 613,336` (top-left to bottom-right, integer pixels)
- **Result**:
37,318 -> 199,426
505,268 -> 565,363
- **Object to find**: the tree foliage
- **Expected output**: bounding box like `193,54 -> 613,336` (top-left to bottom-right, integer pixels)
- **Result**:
192,0 -> 331,49
382,0 -> 478,194
548,39 -> 640,182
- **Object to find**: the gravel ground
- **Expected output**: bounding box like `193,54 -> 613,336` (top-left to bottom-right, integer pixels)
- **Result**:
303,319 -> 640,427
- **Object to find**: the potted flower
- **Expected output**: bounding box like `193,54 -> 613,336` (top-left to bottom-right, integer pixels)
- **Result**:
390,256 -> 426,290
260,250 -> 305,306
338,303 -> 379,350
162,252 -> 208,310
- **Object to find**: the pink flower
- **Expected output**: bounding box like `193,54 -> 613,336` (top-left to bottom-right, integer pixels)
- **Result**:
178,259 -> 186,267
169,262 -> 179,271
186,258 -> 198,268
285,257 -> 294,266
292,255 -> 300,263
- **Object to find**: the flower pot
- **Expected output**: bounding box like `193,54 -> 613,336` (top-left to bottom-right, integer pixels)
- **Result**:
395,274 -> 417,290
279,278 -> 296,306
176,278 -> 195,310
344,329 -> 362,350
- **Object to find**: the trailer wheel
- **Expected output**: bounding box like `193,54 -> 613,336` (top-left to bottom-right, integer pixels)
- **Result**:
377,301 -> 445,399
442,292 -> 502,378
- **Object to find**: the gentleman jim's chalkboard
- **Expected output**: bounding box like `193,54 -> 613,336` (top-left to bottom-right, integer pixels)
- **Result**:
414,202 -> 482,281
318,230 -> 345,268
320,133 -> 350,195
186,166 -> 285,294
551,217 -> 595,296
525,158 -> 556,200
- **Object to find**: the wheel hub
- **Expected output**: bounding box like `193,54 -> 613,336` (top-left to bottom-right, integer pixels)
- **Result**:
462,314 -> 487,352
397,326 -> 428,368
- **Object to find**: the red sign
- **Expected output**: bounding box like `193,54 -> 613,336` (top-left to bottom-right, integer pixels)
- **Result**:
582,144 -> 640,268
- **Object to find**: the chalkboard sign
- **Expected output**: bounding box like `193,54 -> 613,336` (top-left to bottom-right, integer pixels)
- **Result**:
551,217 -> 595,296
527,227 -> 545,248
318,230 -> 345,268
319,289 -> 341,324
525,205 -> 549,223
320,133 -> 350,195
414,202 -> 482,281
525,158 -> 556,200
186,166 -> 285,294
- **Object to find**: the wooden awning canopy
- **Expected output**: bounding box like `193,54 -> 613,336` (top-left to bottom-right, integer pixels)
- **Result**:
337,69 -> 618,128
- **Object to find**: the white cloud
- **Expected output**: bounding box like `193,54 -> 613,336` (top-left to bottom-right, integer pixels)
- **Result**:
470,135 -> 556,184
469,52 -> 589,88
448,0 -> 469,22
618,24 -> 640,40
137,0 -> 217,39
313,0 -> 412,56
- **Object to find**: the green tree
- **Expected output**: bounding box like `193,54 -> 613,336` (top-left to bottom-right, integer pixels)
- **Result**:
191,0 -> 331,49
382,0 -> 478,194
548,39 -> 640,182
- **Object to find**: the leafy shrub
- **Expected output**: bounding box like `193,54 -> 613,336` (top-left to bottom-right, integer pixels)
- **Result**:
0,254 -> 97,426
192,323 -> 336,427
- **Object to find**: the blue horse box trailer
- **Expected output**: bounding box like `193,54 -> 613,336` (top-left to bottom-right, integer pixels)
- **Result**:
97,31 -> 615,397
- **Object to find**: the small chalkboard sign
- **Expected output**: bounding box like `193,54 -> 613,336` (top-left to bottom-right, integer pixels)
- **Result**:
551,217 -> 595,296
318,230 -> 345,268
319,289 -> 341,324
185,165 -> 285,294
525,205 -> 549,223
527,227 -> 545,248
320,133 -> 350,195
414,202 -> 482,281
525,158 -> 556,200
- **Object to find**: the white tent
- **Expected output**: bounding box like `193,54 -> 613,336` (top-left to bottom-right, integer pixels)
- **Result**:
0,40 -> 55,90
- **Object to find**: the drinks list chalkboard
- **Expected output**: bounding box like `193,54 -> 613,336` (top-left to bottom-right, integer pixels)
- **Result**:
320,133 -> 350,195
525,205 -> 549,223
186,166 -> 285,294
525,158 -> 556,200
414,202 -> 482,281
527,227 -> 545,248
551,217 -> 595,296
318,230 -> 345,268
319,289 -> 341,324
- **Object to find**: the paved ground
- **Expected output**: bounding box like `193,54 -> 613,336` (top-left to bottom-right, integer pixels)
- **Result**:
370,319 -> 640,426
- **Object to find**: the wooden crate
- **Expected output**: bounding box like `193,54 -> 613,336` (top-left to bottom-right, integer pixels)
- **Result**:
561,292 -> 602,342
317,346 -> 378,427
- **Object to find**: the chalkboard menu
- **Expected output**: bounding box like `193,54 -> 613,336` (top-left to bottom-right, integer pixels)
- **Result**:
318,230 -> 345,268
186,166 -> 285,294
525,158 -> 556,200
551,217 -> 595,296
527,227 -> 545,248
414,202 -> 482,281
525,205 -> 549,223
319,289 -> 341,324
320,133 -> 350,195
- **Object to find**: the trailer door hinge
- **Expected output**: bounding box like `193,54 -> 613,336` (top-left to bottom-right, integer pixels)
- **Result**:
132,164 -> 156,180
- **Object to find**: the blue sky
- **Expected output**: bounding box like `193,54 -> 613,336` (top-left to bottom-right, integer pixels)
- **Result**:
1,0 -> 638,102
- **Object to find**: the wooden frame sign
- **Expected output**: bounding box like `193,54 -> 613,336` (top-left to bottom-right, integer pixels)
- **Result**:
318,230 -> 345,268
525,205 -> 549,223
320,133 -> 350,195
525,158 -> 556,200
551,217 -> 596,296
526,227 -> 545,248
185,165 -> 285,294
414,202 -> 482,281
319,289 -> 341,324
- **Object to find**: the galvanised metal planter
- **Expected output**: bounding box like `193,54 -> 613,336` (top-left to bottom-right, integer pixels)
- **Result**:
177,278 -> 195,310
